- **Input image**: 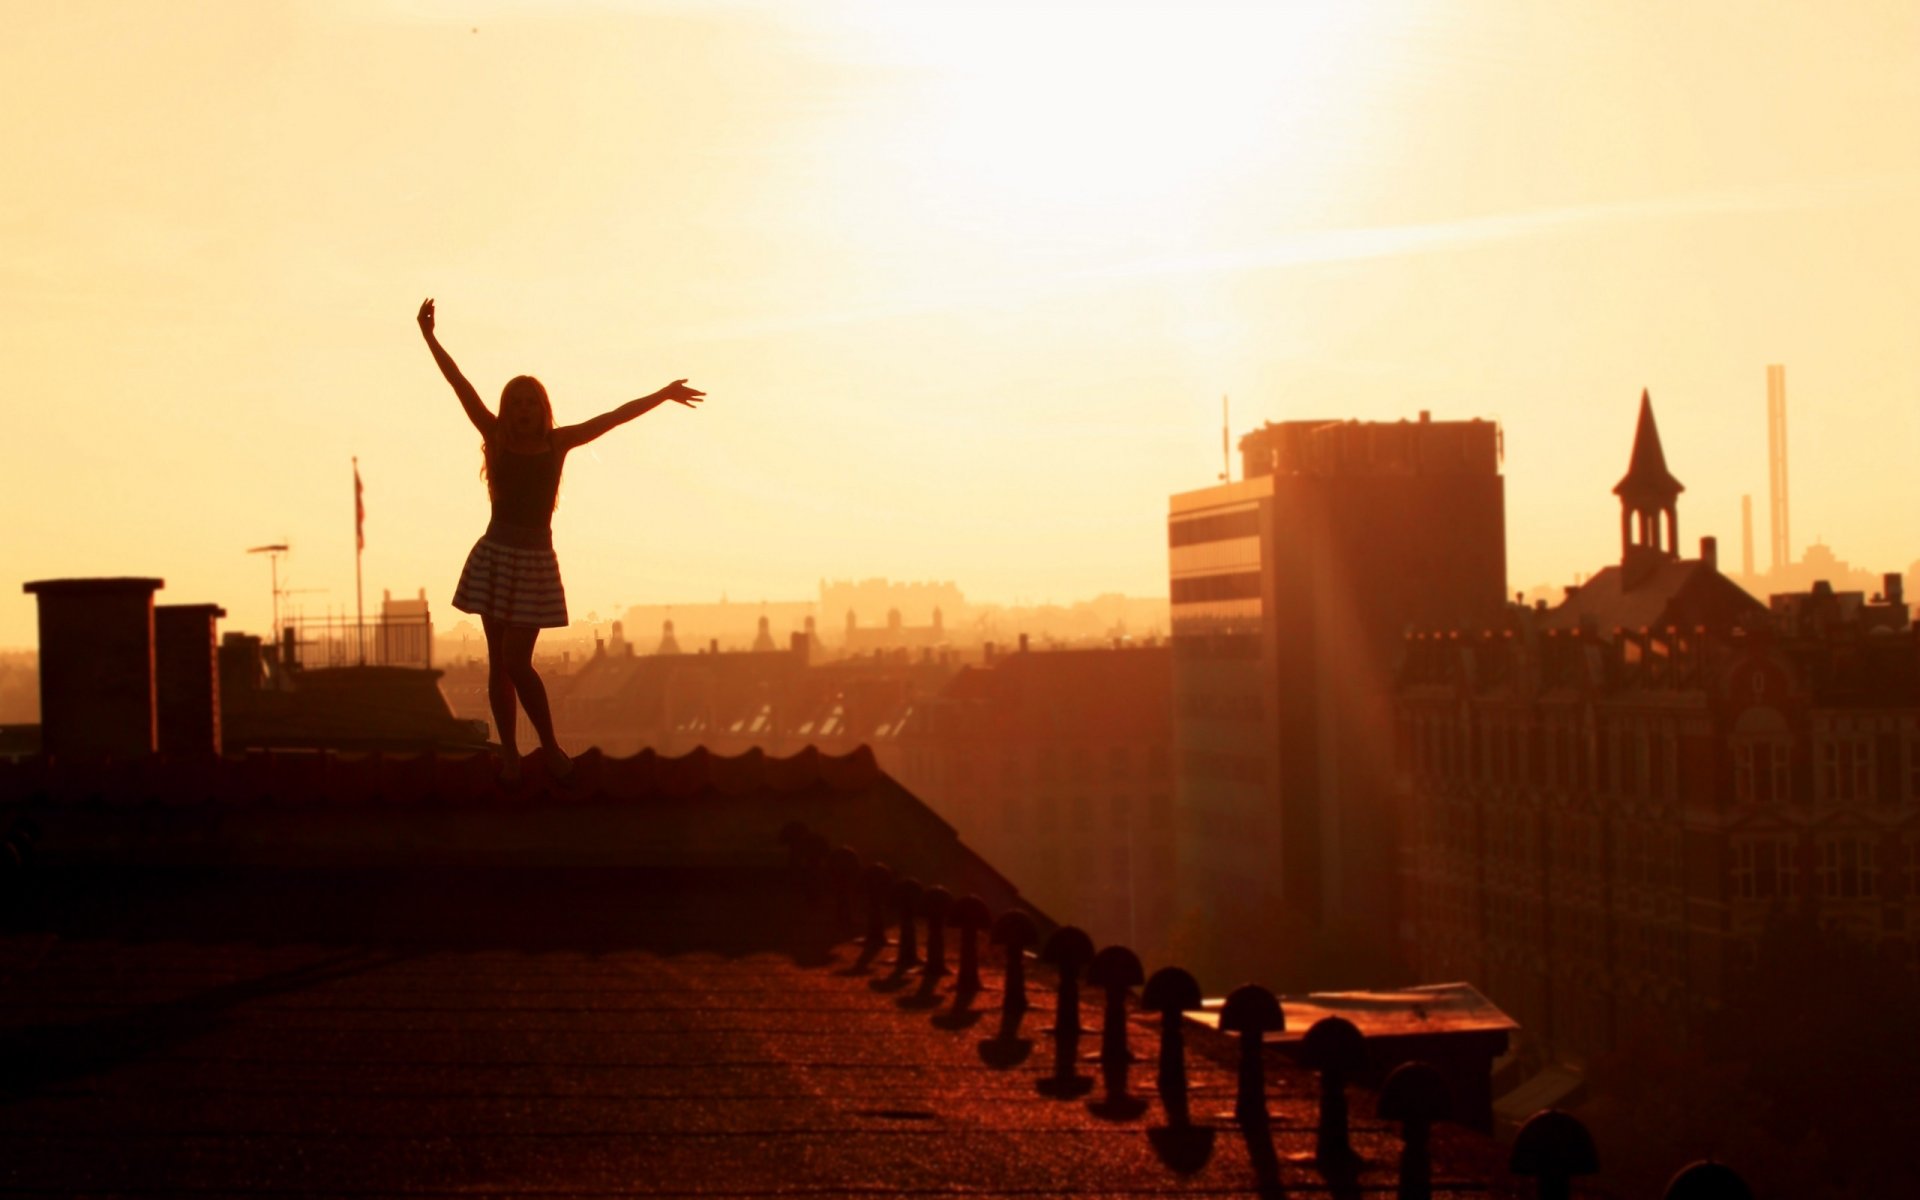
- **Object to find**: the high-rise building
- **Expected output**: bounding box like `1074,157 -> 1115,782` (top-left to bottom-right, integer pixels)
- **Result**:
1169,413 -> 1508,982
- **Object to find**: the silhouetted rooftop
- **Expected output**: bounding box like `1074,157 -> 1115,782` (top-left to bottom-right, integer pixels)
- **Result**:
1539,558 -> 1767,634
1,747 -> 1520,1196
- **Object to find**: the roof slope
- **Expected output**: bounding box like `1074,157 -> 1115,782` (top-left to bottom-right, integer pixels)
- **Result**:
0,865 -> 1511,1196
0,747 -> 1037,917
1540,559 -> 1767,633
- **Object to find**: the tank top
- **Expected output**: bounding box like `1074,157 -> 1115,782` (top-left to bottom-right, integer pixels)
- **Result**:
485,441 -> 562,548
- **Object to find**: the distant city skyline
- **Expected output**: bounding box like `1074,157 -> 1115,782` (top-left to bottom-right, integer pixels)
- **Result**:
5,2 -> 1917,648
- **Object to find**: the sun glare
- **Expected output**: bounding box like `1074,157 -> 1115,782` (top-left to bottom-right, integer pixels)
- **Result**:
847,3 -> 1374,238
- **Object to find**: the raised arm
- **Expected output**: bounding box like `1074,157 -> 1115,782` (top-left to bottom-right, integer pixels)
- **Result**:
553,379 -> 704,451
417,299 -> 495,437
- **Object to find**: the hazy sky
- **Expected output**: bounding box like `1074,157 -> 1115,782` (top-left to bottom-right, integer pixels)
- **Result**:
5,0 -> 1917,646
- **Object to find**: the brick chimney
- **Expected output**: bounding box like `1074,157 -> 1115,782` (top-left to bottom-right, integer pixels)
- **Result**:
156,603 -> 227,756
23,577 -> 165,757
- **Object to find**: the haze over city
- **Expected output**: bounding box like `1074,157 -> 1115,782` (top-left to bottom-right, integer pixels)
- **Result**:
4,0 -> 1917,649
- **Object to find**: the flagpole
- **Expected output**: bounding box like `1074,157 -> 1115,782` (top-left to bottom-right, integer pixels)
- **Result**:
354,457 -> 365,666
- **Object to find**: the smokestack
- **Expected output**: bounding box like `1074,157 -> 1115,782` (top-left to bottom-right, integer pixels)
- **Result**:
1767,364 -> 1789,573
1740,495 -> 1755,577
1018,633 -> 1030,654
1699,536 -> 1718,572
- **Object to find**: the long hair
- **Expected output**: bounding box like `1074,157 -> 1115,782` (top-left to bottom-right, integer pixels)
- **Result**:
480,375 -> 556,504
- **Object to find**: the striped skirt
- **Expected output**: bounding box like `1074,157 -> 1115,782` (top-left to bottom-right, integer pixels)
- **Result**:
452,537 -> 570,628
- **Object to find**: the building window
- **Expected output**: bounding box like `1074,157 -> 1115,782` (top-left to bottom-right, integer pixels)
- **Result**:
1734,740 -> 1790,807
1733,836 -> 1797,901
1816,837 -> 1876,900
1820,733 -> 1873,806
1653,728 -> 1675,801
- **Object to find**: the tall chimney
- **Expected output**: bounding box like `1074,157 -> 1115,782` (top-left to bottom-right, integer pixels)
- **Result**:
24,577 -> 165,758
1767,364 -> 1789,572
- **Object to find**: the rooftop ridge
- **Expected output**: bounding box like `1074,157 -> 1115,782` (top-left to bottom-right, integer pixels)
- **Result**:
0,742 -> 885,807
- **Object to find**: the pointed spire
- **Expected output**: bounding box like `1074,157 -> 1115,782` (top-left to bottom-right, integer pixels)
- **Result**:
1613,389 -> 1684,504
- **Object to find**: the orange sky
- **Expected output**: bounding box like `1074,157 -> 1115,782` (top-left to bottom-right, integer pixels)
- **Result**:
4,1 -> 1917,646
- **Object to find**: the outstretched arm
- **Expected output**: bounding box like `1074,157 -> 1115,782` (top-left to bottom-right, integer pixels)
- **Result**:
553,379 -> 704,451
417,298 -> 495,437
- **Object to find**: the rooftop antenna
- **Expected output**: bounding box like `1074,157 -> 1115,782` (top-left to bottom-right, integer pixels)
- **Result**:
246,542 -> 290,635
1219,394 -> 1230,482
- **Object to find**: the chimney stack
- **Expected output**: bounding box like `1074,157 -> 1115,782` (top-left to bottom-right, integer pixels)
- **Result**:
1767,364 -> 1790,572
23,577 -> 165,758
1699,537 -> 1718,572
155,603 -> 226,756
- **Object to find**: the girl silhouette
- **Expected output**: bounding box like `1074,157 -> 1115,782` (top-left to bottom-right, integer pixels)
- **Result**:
418,298 -> 704,783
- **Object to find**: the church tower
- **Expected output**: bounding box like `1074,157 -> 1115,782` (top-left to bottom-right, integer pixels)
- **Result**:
1614,389 -> 1685,588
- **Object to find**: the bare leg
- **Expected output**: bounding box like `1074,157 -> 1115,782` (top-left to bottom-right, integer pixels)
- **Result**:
481,616 -> 521,781
503,623 -> 570,775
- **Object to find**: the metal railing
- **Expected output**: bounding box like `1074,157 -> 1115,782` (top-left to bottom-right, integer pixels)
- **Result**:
281,613 -> 432,670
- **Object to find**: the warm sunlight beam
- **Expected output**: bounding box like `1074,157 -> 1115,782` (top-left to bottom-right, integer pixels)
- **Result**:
842,3 -> 1380,240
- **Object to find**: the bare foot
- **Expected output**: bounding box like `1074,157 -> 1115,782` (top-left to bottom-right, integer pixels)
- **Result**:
498,750 -> 523,785
547,747 -> 574,781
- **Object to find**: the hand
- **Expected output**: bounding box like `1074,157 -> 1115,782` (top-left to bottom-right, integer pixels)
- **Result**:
657,379 -> 705,408
417,297 -> 436,337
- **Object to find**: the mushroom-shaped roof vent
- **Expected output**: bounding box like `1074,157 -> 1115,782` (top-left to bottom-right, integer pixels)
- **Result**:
1378,1061 -> 1452,1124
1039,925 -> 1095,970
1662,1161 -> 1752,1200
890,876 -> 924,906
1508,1109 -> 1598,1178
1299,1016 -> 1366,1073
949,895 -> 991,929
1141,967 -> 1203,1014
862,861 -> 895,890
1085,945 -> 1144,990
990,909 -> 1038,949
919,884 -> 953,919
1219,983 -> 1285,1034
